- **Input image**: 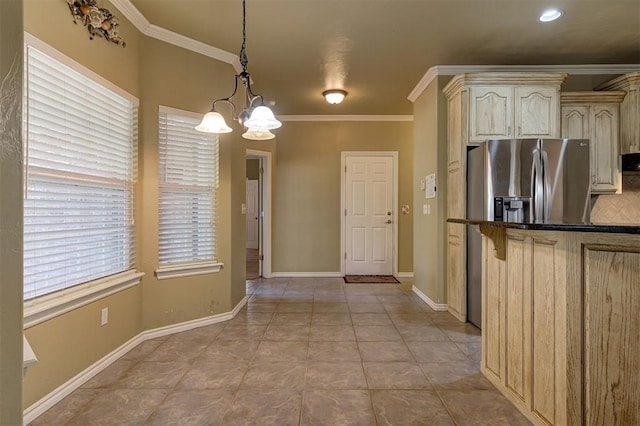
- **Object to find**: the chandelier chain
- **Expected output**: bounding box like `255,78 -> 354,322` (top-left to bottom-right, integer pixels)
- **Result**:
239,0 -> 248,72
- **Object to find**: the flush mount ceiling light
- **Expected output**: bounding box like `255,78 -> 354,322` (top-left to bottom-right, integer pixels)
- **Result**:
538,8 -> 564,22
323,89 -> 348,104
196,0 -> 281,137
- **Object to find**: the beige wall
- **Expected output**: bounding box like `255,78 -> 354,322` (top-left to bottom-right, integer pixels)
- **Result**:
137,36 -> 240,329
272,121 -> 413,273
412,77 -> 450,303
24,0 -> 140,96
0,0 -> 24,422
22,0 -> 143,408
21,0 -> 255,407
23,288 -> 141,405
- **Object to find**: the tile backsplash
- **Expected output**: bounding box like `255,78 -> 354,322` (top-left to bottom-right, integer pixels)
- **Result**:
591,175 -> 640,224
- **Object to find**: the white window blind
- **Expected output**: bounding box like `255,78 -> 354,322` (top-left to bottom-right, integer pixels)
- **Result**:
23,43 -> 137,301
158,107 -> 219,267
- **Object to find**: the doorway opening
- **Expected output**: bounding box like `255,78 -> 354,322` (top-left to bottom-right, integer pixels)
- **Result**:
246,149 -> 272,279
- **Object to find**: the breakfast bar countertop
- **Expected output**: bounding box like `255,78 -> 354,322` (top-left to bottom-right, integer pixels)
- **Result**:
447,218 -> 640,235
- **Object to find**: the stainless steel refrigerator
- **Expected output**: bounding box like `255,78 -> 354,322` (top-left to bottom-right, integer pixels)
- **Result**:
465,138 -> 591,328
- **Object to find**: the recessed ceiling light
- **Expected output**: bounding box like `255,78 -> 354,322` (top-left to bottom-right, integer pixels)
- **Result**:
539,8 -> 564,22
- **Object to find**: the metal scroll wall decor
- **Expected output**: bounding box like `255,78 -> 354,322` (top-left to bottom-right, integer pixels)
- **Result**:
66,0 -> 126,47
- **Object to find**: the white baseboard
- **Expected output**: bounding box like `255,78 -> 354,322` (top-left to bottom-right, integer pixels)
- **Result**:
270,272 -> 343,278
142,296 -> 248,341
23,296 -> 248,425
396,272 -> 413,281
22,334 -> 145,424
412,285 -> 448,311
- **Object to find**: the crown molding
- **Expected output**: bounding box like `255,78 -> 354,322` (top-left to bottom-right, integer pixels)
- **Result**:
408,64 -> 640,103
145,25 -> 241,72
110,0 -> 242,73
278,115 -> 413,122
109,0 -> 150,32
560,91 -> 627,103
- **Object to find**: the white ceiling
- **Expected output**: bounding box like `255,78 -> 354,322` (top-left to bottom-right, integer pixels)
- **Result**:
124,0 -> 640,116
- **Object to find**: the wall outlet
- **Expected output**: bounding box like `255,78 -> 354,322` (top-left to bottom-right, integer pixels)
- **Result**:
100,307 -> 108,326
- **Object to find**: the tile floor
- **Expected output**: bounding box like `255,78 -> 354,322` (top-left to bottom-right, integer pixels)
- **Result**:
31,278 -> 531,425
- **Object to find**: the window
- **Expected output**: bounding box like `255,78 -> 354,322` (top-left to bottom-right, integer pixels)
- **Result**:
23,35 -> 140,318
156,106 -> 221,279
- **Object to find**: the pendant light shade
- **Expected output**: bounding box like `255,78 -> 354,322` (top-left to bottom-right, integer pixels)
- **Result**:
242,128 -> 276,140
244,105 -> 282,130
195,0 -> 281,135
195,111 -> 233,133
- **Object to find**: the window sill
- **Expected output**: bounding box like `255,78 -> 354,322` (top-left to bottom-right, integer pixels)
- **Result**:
23,335 -> 37,376
23,270 -> 144,329
155,262 -> 224,280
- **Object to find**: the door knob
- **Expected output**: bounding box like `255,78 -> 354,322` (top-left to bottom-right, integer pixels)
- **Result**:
385,220 -> 392,224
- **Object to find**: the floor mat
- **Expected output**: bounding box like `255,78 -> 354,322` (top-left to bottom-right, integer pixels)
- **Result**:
343,275 -> 400,284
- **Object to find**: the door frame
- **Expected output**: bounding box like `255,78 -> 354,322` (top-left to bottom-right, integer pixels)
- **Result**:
340,151 -> 399,277
246,149 -> 272,278
245,178 -> 259,250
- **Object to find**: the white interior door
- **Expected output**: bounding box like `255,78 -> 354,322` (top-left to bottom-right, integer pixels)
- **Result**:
246,179 -> 259,249
345,155 -> 394,275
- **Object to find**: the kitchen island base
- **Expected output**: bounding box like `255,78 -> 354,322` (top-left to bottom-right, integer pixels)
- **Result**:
479,226 -> 639,426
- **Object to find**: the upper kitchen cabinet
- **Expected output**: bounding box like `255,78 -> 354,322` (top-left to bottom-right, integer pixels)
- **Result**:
469,86 -> 560,143
561,91 -> 626,194
444,73 -> 567,145
597,73 -> 640,154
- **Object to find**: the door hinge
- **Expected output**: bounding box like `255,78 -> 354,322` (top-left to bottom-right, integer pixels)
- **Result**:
345,165 -> 347,173
259,254 -> 264,261
344,252 -> 347,260
259,167 -> 264,174
344,209 -> 347,216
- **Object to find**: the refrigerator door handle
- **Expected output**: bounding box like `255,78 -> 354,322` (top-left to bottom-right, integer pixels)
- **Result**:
541,150 -> 552,222
531,149 -> 544,223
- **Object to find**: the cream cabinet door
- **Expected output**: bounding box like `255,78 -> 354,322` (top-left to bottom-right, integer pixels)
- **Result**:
446,223 -> 466,321
561,103 -> 620,194
515,86 -> 559,138
590,104 -> 620,193
469,86 -> 513,143
561,104 -> 589,139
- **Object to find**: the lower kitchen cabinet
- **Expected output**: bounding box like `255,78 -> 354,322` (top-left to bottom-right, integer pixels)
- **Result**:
446,223 -> 466,321
480,226 -> 640,426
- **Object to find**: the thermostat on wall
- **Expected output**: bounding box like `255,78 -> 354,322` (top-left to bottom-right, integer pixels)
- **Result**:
425,174 -> 436,199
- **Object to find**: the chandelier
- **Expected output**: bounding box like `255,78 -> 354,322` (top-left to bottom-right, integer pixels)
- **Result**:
196,0 -> 281,137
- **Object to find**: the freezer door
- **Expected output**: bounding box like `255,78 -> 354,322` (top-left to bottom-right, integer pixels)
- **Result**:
540,139 -> 591,224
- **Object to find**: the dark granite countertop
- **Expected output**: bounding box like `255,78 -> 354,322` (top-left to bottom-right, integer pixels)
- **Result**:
447,218 -> 640,235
